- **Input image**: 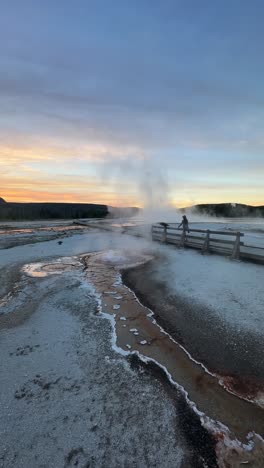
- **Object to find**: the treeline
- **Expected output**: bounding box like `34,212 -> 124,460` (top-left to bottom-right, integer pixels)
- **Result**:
0,202 -> 108,220
187,203 -> 264,218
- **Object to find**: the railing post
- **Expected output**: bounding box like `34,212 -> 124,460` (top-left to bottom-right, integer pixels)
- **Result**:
162,225 -> 167,243
231,232 -> 241,260
202,229 -> 210,253
151,225 -> 154,241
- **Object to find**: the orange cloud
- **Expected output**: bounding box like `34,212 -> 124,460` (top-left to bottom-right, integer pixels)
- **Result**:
2,188 -> 140,207
0,135 -> 143,206
1,135 -> 263,208
1,170 -> 140,206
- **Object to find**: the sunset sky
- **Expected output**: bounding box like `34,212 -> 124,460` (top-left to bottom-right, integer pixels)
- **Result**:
1,1 -> 264,207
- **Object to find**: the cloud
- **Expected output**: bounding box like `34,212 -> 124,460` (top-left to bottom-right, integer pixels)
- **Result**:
0,1 -> 264,206
1,171 -> 138,206
2,188 -> 138,206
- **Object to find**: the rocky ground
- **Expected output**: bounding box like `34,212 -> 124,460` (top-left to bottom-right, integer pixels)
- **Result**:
0,257 -> 211,468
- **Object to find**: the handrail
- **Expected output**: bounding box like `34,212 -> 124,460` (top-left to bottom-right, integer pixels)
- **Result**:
151,223 -> 244,260
153,224 -> 244,237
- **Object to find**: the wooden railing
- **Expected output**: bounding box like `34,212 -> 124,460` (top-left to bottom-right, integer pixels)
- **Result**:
151,223 -> 244,260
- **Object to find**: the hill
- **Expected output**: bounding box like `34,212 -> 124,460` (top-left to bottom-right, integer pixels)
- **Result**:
0,202 -> 108,221
184,203 -> 264,218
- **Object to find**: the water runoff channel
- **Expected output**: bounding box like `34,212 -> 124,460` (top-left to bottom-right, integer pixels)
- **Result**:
23,248 -> 264,466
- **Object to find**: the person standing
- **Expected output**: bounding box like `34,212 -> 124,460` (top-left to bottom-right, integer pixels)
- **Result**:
178,215 -> 190,235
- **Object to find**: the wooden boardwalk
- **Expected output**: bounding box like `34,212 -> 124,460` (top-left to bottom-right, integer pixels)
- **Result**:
151,223 -> 264,264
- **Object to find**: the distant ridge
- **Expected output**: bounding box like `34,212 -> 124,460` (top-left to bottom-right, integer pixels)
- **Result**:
0,201 -> 108,220
182,203 -> 264,218
0,200 -> 141,221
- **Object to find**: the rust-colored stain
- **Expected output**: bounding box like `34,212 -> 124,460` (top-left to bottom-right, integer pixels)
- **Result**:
220,374 -> 264,404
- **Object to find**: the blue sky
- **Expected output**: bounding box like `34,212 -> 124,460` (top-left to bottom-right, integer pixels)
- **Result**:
1,0 -> 263,206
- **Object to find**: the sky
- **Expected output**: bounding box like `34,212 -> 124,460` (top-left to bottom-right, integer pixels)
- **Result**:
1,0 -> 264,208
